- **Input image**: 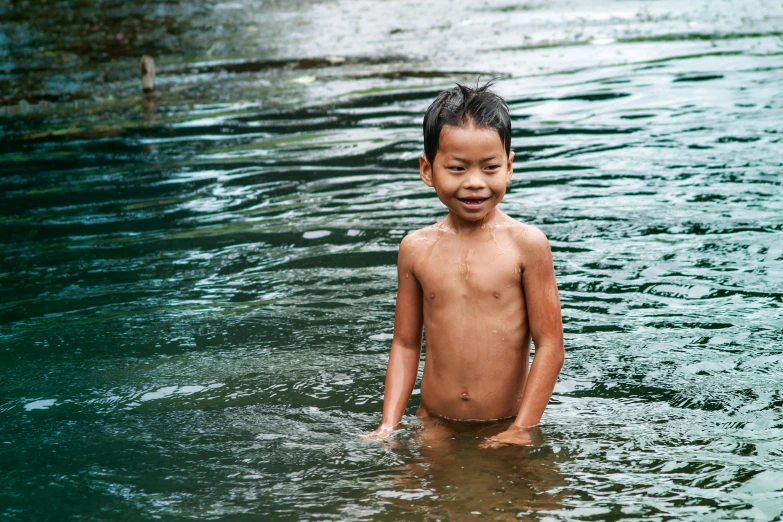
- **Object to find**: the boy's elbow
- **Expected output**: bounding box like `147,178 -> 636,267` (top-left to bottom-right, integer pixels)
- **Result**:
540,341 -> 564,369
391,337 -> 422,354
553,346 -> 565,369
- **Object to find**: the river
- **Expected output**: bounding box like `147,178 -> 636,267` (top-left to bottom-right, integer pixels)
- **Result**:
1,0 -> 782,520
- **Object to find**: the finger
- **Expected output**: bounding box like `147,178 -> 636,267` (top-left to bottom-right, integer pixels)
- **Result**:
480,439 -> 504,449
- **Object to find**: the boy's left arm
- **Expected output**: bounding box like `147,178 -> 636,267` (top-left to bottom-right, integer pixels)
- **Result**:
485,228 -> 564,448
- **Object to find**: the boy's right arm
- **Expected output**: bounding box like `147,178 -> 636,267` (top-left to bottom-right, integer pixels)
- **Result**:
362,235 -> 423,439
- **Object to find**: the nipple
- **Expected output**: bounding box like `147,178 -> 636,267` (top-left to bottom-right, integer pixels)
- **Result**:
461,392 -> 470,401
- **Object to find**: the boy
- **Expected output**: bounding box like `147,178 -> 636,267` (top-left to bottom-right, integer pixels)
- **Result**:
364,83 -> 564,447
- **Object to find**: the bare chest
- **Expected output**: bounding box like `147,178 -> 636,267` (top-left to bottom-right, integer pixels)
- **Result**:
413,240 -> 523,303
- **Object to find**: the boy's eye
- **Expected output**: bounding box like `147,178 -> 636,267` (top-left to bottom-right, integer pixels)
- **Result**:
448,166 -> 465,172
485,165 -> 500,171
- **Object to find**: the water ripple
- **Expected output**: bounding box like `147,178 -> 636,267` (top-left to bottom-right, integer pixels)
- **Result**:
2,0 -> 783,520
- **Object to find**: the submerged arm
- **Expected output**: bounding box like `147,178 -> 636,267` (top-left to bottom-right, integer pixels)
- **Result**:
515,228 -> 564,427
485,228 -> 563,447
365,235 -> 424,438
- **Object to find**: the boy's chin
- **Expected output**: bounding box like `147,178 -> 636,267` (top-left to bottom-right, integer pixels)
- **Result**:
448,203 -> 497,222
447,208 -> 497,223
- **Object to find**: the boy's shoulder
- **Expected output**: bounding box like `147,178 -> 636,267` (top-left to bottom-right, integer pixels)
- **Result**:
399,220 -> 448,247
498,215 -> 554,272
496,212 -> 551,251
397,224 -> 434,262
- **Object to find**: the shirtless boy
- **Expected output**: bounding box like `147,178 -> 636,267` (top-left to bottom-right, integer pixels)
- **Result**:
364,83 -> 564,447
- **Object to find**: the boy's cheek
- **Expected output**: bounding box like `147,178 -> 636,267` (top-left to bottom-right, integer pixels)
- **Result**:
493,180 -> 509,193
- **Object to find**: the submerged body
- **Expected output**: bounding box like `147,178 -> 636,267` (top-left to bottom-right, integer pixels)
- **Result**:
365,84 -> 563,447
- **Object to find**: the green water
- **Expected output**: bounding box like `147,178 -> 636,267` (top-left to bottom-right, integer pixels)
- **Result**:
2,0 -> 783,520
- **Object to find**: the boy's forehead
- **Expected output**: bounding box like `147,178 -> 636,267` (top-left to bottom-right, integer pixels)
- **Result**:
438,123 -> 505,152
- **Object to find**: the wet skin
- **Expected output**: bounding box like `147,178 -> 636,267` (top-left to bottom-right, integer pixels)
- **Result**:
364,122 -> 564,446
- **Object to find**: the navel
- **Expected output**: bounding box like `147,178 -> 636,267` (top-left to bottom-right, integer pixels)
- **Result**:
493,292 -> 500,299
429,292 -> 436,299
461,392 -> 470,401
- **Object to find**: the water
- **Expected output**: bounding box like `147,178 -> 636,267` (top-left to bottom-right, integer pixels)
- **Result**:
2,0 -> 783,520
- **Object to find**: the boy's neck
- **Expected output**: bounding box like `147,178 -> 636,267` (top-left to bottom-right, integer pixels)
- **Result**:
445,208 -> 503,233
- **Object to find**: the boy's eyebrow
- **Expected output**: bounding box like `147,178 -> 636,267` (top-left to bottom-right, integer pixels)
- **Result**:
449,154 -> 502,163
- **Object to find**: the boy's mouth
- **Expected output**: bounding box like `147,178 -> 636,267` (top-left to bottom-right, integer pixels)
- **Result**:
458,197 -> 489,207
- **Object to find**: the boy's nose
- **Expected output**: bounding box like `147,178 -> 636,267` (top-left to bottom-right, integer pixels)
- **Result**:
463,169 -> 487,188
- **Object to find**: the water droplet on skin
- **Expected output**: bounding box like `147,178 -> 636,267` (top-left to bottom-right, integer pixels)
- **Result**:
429,292 -> 435,299
492,330 -> 497,334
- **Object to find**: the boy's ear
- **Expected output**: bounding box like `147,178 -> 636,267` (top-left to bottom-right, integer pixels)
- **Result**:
506,151 -> 515,184
419,154 -> 434,187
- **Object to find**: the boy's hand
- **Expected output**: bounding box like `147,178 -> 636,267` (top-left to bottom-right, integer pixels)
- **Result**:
479,425 -> 534,449
359,425 -> 395,441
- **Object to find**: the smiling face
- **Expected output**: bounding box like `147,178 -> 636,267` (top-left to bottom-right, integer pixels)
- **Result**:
420,121 -> 514,226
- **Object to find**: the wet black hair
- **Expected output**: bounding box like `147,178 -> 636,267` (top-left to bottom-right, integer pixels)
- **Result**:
422,82 -> 511,165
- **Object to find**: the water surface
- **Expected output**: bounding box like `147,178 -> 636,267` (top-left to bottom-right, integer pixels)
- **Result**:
2,0 -> 783,520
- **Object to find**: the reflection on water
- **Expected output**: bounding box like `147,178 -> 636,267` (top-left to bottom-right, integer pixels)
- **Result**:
2,0 -> 783,520
381,426 -> 569,521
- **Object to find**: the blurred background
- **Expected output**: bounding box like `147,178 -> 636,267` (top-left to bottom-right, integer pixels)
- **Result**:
1,0 -> 782,520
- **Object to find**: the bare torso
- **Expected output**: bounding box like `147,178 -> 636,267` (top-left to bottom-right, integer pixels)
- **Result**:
408,211 -> 533,421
